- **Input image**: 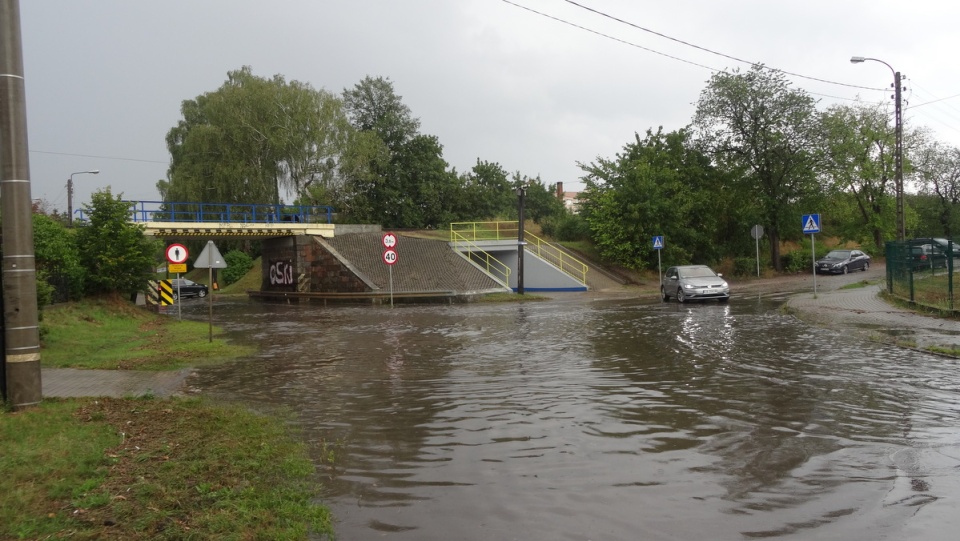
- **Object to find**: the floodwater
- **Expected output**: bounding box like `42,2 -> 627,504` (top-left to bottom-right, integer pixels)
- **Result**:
183,293 -> 960,540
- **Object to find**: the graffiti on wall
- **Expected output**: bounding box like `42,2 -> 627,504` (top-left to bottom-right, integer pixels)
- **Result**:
269,259 -> 295,286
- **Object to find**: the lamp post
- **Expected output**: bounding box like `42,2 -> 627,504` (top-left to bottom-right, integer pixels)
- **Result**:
515,186 -> 527,295
850,56 -> 904,241
67,169 -> 99,226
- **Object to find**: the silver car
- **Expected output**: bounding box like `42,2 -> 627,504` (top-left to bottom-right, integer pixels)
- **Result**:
661,265 -> 730,303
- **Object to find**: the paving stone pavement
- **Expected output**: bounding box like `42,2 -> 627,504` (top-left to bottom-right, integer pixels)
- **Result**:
787,284 -> 960,350
42,368 -> 193,399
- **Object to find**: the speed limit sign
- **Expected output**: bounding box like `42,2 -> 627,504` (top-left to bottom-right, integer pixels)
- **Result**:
383,249 -> 398,265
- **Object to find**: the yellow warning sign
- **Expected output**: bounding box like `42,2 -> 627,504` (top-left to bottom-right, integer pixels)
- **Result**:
168,263 -> 187,274
159,280 -> 174,306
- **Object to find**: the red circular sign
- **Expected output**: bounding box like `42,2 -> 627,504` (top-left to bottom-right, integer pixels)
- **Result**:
165,243 -> 189,264
383,248 -> 398,265
382,232 -> 397,249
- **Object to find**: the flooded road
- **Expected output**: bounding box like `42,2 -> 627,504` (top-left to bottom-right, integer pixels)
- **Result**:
184,294 -> 960,540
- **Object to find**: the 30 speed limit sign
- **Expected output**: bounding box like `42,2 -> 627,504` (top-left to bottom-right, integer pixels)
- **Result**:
383,248 -> 398,265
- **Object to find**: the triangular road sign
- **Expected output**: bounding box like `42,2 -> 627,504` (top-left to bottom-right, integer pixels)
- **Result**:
194,241 -> 228,269
653,236 -> 664,249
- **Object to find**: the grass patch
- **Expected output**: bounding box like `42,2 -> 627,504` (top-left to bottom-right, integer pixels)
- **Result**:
216,257 -> 262,295
925,345 -> 960,356
40,295 -> 255,370
0,397 -> 333,540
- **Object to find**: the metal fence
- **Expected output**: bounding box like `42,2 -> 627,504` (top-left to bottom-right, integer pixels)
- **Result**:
885,240 -> 956,311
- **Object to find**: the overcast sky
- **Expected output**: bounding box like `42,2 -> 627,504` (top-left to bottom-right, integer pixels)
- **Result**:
19,0 -> 960,214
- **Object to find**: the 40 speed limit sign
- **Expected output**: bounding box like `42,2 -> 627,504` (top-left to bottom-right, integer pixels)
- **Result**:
383,248 -> 398,265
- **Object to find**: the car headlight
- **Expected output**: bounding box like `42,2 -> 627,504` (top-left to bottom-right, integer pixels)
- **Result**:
684,284 -> 695,289
721,282 -> 728,288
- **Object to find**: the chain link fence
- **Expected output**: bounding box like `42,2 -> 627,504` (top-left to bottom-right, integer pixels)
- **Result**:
885,240 -> 956,311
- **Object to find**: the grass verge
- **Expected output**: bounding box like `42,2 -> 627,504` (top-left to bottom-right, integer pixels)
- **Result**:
40,295 -> 255,370
0,397 -> 333,540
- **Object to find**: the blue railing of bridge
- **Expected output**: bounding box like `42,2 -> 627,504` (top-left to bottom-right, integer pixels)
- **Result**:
76,201 -> 334,224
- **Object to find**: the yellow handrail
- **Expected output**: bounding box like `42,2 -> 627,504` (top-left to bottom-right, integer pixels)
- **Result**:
449,221 -> 588,284
450,229 -> 512,287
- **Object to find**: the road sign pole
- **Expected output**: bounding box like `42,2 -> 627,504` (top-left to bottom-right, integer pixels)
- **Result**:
389,265 -> 394,308
756,236 -> 760,277
208,241 -> 214,342
176,273 -> 182,321
811,233 -> 817,297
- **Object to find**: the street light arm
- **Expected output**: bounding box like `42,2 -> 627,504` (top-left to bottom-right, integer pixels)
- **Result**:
67,169 -> 100,226
850,56 -> 895,77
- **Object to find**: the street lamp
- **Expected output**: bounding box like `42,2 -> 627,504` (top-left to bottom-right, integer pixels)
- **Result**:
67,169 -> 99,226
515,186 -> 527,295
850,55 -> 904,241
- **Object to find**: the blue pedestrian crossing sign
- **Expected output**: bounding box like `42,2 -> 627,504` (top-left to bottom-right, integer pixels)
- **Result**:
802,214 -> 821,234
652,236 -> 664,250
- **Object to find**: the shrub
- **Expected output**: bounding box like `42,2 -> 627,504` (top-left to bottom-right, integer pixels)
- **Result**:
732,257 -> 756,277
541,213 -> 591,241
221,250 -> 255,285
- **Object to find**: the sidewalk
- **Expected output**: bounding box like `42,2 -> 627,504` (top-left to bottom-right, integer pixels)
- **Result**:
41,368 -> 193,398
786,284 -> 960,351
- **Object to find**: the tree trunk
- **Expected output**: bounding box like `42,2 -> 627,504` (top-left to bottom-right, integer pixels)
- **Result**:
769,228 -> 782,272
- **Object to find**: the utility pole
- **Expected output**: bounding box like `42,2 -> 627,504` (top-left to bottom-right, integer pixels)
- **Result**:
0,0 -> 43,407
851,56 -> 905,241
893,70 -> 904,241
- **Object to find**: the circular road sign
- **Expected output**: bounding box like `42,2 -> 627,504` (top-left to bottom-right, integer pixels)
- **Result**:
750,224 -> 764,240
383,248 -> 398,266
382,232 -> 398,249
166,243 -> 189,264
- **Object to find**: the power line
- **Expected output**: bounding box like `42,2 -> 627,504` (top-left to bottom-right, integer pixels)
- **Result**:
29,149 -> 167,165
500,0 -> 720,73
561,0 -> 886,92
503,0 -> 886,92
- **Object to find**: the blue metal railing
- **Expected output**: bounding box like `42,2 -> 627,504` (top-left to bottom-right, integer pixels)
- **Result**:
76,201 -> 334,224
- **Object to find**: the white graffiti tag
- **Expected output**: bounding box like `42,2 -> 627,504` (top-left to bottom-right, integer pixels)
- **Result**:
269,260 -> 295,286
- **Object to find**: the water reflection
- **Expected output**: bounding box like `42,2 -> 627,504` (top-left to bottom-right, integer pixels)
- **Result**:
183,296 -> 960,540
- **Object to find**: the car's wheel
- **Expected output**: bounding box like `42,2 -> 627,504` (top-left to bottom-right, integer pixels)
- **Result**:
661,286 -> 669,302
198,289 -> 207,298
172,293 -> 179,301
842,265 -> 848,275
677,288 -> 686,303
863,261 -> 869,272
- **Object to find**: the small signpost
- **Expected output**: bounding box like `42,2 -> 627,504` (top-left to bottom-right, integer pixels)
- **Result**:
802,214 -> 821,296
653,236 -> 664,297
751,225 -> 764,277
194,241 -> 228,342
382,233 -> 398,307
165,243 -> 189,320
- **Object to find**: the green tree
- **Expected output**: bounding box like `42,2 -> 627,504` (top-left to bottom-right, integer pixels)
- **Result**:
578,127 -> 722,269
32,213 -> 84,303
819,102 -> 896,250
914,139 -> 960,238
76,189 -> 159,296
694,66 -> 823,271
342,76 -> 420,152
163,66 -> 355,207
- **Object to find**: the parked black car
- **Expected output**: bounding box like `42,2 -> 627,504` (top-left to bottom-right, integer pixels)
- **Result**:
815,249 -> 871,274
171,278 -> 208,300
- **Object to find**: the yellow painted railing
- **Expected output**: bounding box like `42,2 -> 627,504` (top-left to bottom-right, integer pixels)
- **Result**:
449,228 -> 511,287
449,222 -> 588,284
